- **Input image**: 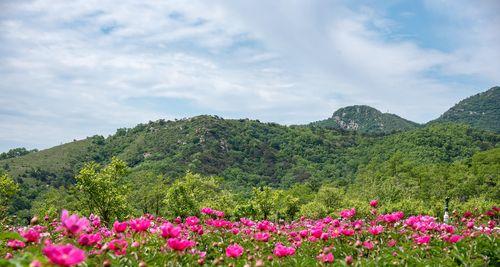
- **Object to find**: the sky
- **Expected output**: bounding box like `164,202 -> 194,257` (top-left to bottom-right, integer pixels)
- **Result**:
0,0 -> 499,152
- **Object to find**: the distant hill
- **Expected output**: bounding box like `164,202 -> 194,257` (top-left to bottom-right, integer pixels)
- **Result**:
311,105 -> 420,134
432,86 -> 499,132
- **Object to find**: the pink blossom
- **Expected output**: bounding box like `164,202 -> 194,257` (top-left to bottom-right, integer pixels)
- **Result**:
108,239 -> 128,255
113,221 -> 127,233
160,223 -> 181,238
7,239 -> 25,250
340,208 -> 356,219
414,235 -> 431,245
185,216 -> 200,226
345,255 -> 353,265
363,240 -> 374,250
21,228 -> 40,243
387,239 -> 397,247
78,233 -> 102,246
43,244 -> 86,267
60,210 -> 89,235
129,218 -> 151,232
273,244 -> 296,257
225,243 -> 244,258
255,232 -> 270,242
370,199 -> 379,208
167,238 -> 195,251
448,235 -> 463,243
318,252 -> 334,263
368,225 -> 384,236
201,207 -> 214,215
30,260 -> 42,267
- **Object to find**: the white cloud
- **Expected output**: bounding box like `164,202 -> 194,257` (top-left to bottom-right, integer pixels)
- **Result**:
0,0 -> 498,151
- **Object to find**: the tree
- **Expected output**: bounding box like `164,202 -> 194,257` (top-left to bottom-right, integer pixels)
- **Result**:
0,173 -> 19,218
75,157 -> 130,223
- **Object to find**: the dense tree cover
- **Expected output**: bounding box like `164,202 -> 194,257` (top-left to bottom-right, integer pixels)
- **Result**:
432,86 -> 500,132
311,105 -> 421,134
0,147 -> 38,161
0,115 -> 498,223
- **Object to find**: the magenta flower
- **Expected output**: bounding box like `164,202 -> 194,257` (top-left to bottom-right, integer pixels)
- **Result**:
225,243 -> 244,258
129,218 -> 151,232
201,207 -> 214,215
77,233 -> 102,246
7,239 -> 26,250
60,210 -> 89,235
370,199 -> 379,208
108,239 -> 128,255
368,225 -> 384,236
255,232 -> 270,242
414,235 -> 431,245
185,216 -> 200,226
317,252 -> 334,263
160,223 -> 181,238
167,238 -> 195,251
448,235 -> 463,243
340,208 -> 356,219
21,228 -> 40,243
273,243 -> 296,257
113,221 -> 127,233
43,244 -> 86,267
363,240 -> 374,250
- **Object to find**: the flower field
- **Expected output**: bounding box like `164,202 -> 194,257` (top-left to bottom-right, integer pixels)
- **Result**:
1,202 -> 498,266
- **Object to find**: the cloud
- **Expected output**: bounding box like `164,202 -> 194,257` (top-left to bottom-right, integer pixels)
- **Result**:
0,0 -> 499,151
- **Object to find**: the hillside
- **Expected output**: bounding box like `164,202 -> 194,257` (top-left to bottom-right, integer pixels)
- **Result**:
311,105 -> 420,134
432,86 -> 500,132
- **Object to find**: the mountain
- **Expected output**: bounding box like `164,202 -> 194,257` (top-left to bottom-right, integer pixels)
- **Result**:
311,105 -> 421,134
432,86 -> 500,132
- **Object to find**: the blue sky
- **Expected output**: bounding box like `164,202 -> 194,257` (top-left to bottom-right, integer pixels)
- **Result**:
0,0 -> 499,152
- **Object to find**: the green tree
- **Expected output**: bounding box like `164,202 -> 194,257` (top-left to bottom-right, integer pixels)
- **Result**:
0,173 -> 19,218
75,157 -> 130,223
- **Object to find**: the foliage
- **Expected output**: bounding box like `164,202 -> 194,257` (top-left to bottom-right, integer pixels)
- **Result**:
75,157 -> 130,223
0,173 -> 19,219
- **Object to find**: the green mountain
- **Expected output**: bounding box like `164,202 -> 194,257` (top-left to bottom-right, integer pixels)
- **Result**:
311,105 -> 421,134
432,86 -> 500,132
1,88 -> 499,220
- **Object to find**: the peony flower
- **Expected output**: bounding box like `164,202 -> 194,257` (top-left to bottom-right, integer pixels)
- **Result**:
448,235 -> 463,243
414,235 -> 431,245
21,228 -> 40,243
345,255 -> 353,265
317,252 -> 334,263
185,216 -> 200,226
129,218 -> 151,232
160,223 -> 181,238
108,239 -> 128,255
60,210 -> 89,235
254,232 -> 270,242
370,200 -> 379,208
363,240 -> 374,250
7,239 -> 26,250
201,207 -> 214,215
273,243 -> 296,257
113,221 -> 127,233
340,208 -> 356,219
167,238 -> 195,251
78,233 -> 102,247
43,244 -> 86,267
225,243 -> 244,258
368,225 -> 384,236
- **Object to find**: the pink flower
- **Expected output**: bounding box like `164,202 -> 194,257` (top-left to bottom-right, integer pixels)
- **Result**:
78,233 -> 102,246
369,200 -> 379,208
273,244 -> 296,257
30,260 -> 42,267
341,228 -> 355,236
21,228 -> 40,243
43,244 -> 86,267
129,218 -> 151,232
363,240 -> 374,250
7,239 -> 26,250
318,252 -> 334,263
345,255 -> 353,265
185,216 -> 200,226
387,239 -> 397,247
167,238 -> 195,251
108,239 -> 128,255
340,208 -> 356,219
160,223 -> 181,238
225,244 -> 244,258
201,207 -> 214,215
60,210 -> 89,235
255,232 -> 270,242
113,221 -> 127,233
448,235 -> 463,243
368,225 -> 384,236
414,235 -> 431,245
